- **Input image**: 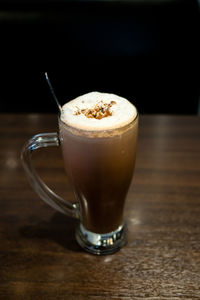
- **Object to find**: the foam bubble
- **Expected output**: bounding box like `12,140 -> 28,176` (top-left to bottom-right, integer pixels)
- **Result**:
61,92 -> 137,131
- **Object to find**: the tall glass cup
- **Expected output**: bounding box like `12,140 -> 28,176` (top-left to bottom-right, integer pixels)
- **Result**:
21,111 -> 138,255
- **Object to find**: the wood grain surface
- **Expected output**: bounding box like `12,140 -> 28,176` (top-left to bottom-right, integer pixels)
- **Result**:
0,114 -> 200,299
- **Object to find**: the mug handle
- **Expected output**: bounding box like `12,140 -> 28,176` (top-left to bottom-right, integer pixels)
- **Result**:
21,132 -> 80,219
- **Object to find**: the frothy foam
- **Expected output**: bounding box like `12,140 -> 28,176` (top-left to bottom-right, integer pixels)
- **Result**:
61,92 -> 137,131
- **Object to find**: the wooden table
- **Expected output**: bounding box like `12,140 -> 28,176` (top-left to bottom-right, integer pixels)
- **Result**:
1,114 -> 200,299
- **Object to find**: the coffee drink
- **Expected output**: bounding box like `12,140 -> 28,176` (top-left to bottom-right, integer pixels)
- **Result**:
22,90 -> 138,254
60,92 -> 138,234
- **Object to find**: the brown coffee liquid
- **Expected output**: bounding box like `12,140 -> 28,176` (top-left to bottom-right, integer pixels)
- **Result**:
60,118 -> 138,234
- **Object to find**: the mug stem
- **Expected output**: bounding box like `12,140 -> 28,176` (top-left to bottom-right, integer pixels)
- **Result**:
75,223 -> 127,255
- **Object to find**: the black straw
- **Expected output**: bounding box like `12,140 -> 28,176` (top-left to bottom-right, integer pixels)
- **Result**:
45,72 -> 62,114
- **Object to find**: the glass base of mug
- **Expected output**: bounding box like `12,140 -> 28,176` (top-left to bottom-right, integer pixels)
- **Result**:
75,223 -> 127,255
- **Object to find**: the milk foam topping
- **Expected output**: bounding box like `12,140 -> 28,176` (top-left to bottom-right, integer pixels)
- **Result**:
61,92 -> 137,131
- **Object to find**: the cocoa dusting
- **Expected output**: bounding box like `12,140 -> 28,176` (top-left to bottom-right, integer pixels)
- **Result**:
74,101 -> 116,120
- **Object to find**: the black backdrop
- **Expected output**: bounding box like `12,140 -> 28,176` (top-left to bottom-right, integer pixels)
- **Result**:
0,0 -> 199,114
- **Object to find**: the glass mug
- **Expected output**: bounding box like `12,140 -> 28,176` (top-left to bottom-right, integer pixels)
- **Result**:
21,112 -> 138,255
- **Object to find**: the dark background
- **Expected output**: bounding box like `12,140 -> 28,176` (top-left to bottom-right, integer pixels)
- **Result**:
0,0 -> 199,114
